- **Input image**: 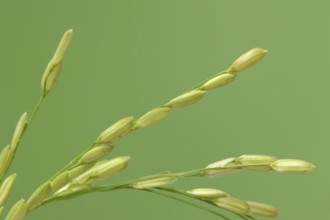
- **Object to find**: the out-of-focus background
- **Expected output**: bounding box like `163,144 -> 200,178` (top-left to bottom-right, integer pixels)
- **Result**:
0,1 -> 328,219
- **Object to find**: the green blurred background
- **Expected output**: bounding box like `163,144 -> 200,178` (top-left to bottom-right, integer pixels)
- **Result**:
0,0 -> 328,219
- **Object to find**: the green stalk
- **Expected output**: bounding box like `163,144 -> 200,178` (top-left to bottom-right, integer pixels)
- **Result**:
142,189 -> 231,220
27,96 -> 44,125
48,143 -> 97,181
0,95 -> 45,183
155,188 -> 253,220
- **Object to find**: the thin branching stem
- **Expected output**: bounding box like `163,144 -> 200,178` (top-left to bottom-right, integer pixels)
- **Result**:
184,70 -> 228,93
27,96 -> 44,125
156,188 -> 253,220
1,96 -> 45,182
42,66 -> 235,194
142,188 -> 231,220
41,162 -> 271,206
49,143 -> 97,181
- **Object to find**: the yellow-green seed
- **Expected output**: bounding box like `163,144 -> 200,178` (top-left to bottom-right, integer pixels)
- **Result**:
0,173 -> 16,206
237,154 -> 277,164
229,48 -> 268,73
68,163 -> 95,179
201,73 -> 236,90
52,29 -> 73,64
236,154 -> 276,171
11,112 -> 28,151
50,172 -> 70,193
41,29 -> 73,96
187,188 -> 229,199
26,182 -> 51,211
134,107 -> 171,129
5,199 -> 27,220
96,117 -> 134,144
270,159 -> 316,172
247,201 -> 278,217
132,176 -> 177,189
166,90 -> 206,108
204,158 -> 240,177
79,145 -> 114,164
41,61 -> 63,95
93,156 -> 130,180
0,145 -> 13,180
213,197 -> 250,215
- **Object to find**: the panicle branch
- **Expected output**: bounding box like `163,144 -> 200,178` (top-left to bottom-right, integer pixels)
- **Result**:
2,29 -> 315,220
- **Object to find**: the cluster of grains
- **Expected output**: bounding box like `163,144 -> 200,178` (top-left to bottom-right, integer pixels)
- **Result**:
2,155 -> 131,219
204,154 -> 316,177
0,112 -> 28,217
133,48 -> 268,129
64,48 -> 269,195
0,113 -> 28,180
0,28 -> 316,220
41,29 -> 73,96
77,48 -> 268,182
125,154 -> 314,218
0,46 -> 300,219
3,29 -> 130,216
2,30 -> 74,219
186,188 -> 278,217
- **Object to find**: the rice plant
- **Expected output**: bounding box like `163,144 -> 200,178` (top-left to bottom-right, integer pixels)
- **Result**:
0,29 -> 315,220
